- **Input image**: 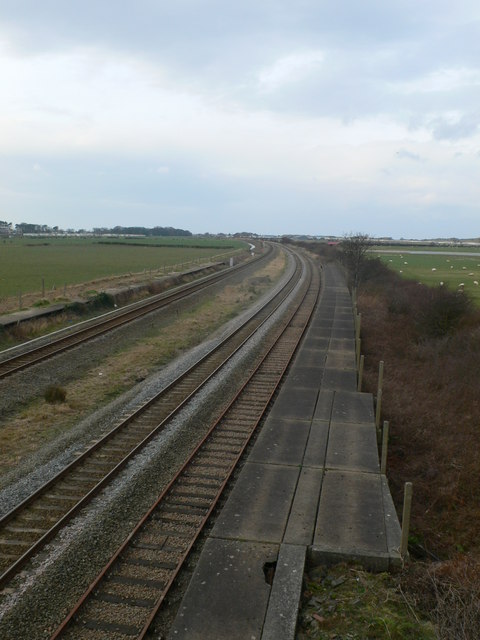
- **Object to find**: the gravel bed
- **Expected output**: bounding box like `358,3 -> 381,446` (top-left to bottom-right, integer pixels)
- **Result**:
0,249 -> 309,640
0,252 -> 277,418
0,246 -> 292,502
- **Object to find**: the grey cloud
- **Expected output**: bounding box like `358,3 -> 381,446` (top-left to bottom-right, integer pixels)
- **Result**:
430,113 -> 480,140
395,149 -> 424,161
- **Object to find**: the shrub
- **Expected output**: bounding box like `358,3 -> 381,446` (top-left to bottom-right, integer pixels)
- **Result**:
414,286 -> 472,338
44,385 -> 67,404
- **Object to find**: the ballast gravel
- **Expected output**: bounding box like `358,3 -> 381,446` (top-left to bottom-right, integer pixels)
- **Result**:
0,249 -> 311,640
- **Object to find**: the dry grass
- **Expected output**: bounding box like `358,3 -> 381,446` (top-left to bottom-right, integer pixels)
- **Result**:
0,253 -> 286,472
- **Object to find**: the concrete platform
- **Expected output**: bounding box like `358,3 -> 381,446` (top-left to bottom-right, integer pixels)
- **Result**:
168,262 -> 402,640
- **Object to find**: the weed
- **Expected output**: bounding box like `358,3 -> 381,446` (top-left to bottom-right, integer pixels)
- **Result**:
32,299 -> 51,308
44,385 -> 67,404
297,563 -> 436,639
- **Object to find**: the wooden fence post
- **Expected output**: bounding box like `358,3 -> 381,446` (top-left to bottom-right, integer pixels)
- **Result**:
357,354 -> 364,391
375,360 -> 384,436
400,482 -> 413,558
380,420 -> 389,474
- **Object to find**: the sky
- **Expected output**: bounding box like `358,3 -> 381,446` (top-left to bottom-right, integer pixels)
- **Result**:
0,1 -> 479,238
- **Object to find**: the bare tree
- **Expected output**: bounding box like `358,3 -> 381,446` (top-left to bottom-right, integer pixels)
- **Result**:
339,232 -> 372,289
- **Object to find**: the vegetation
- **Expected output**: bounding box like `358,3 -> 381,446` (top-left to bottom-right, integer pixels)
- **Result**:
0,251 -> 286,474
373,248 -> 480,305
298,563 -> 435,639
335,237 -> 480,638
0,236 -> 247,298
44,385 -> 67,404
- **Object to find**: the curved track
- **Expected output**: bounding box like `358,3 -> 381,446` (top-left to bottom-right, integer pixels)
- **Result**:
0,247 -> 300,589
49,254 -> 320,640
0,245 -> 272,380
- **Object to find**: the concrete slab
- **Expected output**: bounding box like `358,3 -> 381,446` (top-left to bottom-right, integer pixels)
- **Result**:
313,470 -> 388,565
299,336 -> 330,351
329,338 -> 355,351
302,420 -> 329,468
268,385 -> 319,420
287,365 -> 324,389
168,538 -> 277,640
290,347 -> 327,369
331,325 -> 355,338
249,419 -> 310,466
381,476 -> 403,569
261,544 -> 306,640
312,389 -> 334,421
283,468 -> 323,545
321,368 -> 357,391
325,422 -> 380,472
331,391 -> 375,423
331,318 -> 355,330
212,462 -> 299,543
325,351 -> 356,370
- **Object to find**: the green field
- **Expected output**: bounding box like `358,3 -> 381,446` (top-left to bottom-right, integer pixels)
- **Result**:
372,248 -> 480,304
0,236 -> 247,298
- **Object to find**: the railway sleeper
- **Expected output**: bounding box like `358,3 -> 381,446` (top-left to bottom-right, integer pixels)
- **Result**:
121,555 -> 177,571
156,506 -> 206,523
0,538 -> 32,551
165,492 -> 213,506
3,524 -> 47,537
172,487 -> 219,500
43,492 -> 85,504
145,523 -> 194,540
103,573 -> 167,591
94,590 -> 156,609
160,503 -> 208,518
74,615 -> 142,638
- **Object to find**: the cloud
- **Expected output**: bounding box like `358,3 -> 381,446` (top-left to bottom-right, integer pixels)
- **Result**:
430,112 -> 480,140
1,2 -> 480,237
395,149 -> 424,161
258,50 -> 324,92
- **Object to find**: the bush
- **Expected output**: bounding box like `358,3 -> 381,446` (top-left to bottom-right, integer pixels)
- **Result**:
44,385 -> 67,404
414,286 -> 472,338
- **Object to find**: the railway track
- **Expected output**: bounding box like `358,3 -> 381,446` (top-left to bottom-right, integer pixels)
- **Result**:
0,245 -> 272,380
49,254 -> 320,640
0,247 -> 301,590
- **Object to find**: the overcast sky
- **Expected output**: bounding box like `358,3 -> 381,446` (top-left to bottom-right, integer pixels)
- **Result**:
1,1 -> 479,237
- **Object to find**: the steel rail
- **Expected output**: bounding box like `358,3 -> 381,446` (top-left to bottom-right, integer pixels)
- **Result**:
49,255 -> 320,640
0,245 -> 273,379
0,248 -> 301,589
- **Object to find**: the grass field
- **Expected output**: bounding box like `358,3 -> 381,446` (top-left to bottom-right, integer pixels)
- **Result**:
372,248 -> 480,304
0,236 -> 247,298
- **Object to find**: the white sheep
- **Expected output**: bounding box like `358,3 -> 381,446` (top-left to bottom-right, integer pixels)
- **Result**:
474,281 -> 479,286
432,268 -> 436,271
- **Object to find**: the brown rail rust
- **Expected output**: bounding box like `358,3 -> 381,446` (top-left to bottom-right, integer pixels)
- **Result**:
49,256 -> 320,640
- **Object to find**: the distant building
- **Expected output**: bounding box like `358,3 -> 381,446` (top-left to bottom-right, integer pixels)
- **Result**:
0,221 -> 12,237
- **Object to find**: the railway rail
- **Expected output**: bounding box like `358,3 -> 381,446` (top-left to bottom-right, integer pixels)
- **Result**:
0,244 -> 272,380
0,247 -> 301,590
49,254 -> 320,640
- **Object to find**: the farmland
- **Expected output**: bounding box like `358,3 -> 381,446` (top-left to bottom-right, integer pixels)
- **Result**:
0,236 -> 248,299
372,247 -> 480,304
